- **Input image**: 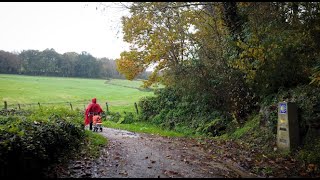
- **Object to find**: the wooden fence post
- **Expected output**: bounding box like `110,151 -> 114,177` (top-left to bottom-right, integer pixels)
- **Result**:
18,104 -> 21,110
134,102 -> 139,114
69,102 -> 73,110
106,102 -> 109,112
4,101 -> 7,109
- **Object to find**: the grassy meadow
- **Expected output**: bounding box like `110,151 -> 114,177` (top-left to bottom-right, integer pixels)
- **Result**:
0,74 -> 155,113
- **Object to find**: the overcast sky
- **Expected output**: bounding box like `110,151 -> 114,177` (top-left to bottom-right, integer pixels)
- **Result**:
0,2 -> 131,59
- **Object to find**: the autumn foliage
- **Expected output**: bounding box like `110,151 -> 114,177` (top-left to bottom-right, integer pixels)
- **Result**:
116,2 -> 320,175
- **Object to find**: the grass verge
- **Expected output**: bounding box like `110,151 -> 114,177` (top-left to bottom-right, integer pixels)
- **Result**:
82,130 -> 108,158
104,120 -> 191,138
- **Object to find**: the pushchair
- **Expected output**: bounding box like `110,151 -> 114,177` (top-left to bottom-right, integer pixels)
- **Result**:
91,113 -> 103,132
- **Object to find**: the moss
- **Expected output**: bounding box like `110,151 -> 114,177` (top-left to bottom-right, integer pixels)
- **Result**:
228,114 -> 260,140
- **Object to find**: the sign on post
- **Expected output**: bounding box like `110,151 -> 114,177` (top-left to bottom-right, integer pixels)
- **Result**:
277,102 -> 300,151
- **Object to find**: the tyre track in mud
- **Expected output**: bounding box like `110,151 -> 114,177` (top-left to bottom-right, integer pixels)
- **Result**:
58,127 -> 257,178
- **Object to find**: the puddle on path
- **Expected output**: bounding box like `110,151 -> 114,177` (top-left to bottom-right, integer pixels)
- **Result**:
99,127 -> 139,138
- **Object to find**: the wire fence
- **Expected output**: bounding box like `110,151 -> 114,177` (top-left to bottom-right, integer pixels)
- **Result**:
2,100 -> 139,114
3,100 -> 95,111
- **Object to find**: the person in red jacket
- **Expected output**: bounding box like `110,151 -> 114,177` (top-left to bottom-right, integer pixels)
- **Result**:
84,98 -> 104,130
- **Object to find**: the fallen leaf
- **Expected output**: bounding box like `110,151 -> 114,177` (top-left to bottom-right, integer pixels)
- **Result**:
119,170 -> 128,175
308,164 -> 315,168
164,170 -> 179,175
299,172 -> 307,176
307,164 -> 316,172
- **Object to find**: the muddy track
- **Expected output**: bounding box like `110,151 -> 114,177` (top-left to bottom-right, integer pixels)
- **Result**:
57,127 -> 257,178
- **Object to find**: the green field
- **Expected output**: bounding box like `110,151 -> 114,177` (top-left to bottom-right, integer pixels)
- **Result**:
0,74 -> 155,112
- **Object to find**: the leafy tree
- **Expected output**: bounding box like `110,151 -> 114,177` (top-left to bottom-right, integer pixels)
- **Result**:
39,48 -> 63,76
61,52 -> 78,77
74,51 -> 99,78
98,57 -> 123,79
226,2 -> 320,96
0,50 -> 21,74
116,2 -> 202,87
19,50 -> 42,75
117,2 -> 258,124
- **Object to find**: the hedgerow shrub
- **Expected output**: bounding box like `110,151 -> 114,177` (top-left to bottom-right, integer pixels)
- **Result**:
138,88 -> 232,136
0,107 -> 85,177
120,111 -> 136,124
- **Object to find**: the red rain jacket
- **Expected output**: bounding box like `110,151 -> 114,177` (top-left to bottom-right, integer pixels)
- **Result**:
84,98 -> 104,125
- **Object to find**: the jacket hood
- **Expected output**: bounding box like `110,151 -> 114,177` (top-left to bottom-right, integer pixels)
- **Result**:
92,98 -> 97,103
